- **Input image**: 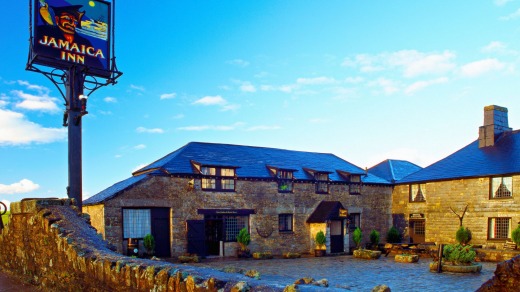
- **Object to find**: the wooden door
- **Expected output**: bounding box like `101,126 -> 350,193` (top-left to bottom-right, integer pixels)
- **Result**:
151,208 -> 171,257
187,220 -> 206,257
330,220 -> 344,253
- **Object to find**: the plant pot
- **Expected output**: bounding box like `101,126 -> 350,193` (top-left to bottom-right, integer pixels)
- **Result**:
429,262 -> 482,273
237,249 -> 252,258
353,249 -> 382,260
395,254 -> 419,263
314,249 -> 326,257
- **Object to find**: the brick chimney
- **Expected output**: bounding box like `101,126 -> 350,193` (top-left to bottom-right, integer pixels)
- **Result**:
478,105 -> 512,148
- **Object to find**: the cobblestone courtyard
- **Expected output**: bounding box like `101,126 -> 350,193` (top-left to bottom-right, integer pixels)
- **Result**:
190,255 -> 497,291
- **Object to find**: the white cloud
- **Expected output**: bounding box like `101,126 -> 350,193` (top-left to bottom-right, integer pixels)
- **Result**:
130,84 -> 145,91
0,179 -> 40,195
260,84 -> 298,93
160,93 -> 176,100
481,41 -> 518,55
296,76 -> 336,85
459,59 -> 505,77
226,59 -> 250,67
104,97 -> 117,103
16,80 -> 49,95
136,127 -> 164,134
405,77 -> 449,95
500,8 -> 520,20
0,109 -> 66,145
368,78 -> 400,95
342,50 -> 456,78
221,104 -> 241,111
133,144 -> 146,150
0,100 -> 8,108
240,82 -> 257,93
192,95 -> 227,106
12,90 -> 60,112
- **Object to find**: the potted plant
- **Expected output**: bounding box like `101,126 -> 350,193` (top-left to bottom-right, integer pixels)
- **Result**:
386,226 -> 402,243
512,224 -> 520,249
455,226 -> 472,245
429,244 -> 481,273
143,234 -> 155,257
369,229 -> 380,250
236,227 -> 252,258
314,230 -> 326,257
353,228 -> 381,259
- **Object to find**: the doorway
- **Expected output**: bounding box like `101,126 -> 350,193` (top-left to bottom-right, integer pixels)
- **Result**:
330,220 -> 344,253
409,220 -> 425,243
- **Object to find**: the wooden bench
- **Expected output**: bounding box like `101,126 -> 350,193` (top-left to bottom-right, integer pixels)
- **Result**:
504,240 -> 517,250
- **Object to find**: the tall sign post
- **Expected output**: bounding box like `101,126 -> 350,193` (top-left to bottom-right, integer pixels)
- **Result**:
27,0 -> 122,211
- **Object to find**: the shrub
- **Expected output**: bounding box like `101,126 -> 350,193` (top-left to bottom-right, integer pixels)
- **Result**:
386,226 -> 402,243
353,227 -> 362,249
512,225 -> 520,246
369,230 -> 380,247
455,226 -> 472,245
236,227 -> 251,251
315,231 -> 326,249
143,234 -> 155,255
443,244 -> 476,264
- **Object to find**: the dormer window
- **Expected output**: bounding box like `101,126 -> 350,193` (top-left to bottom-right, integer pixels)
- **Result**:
349,174 -> 362,195
490,176 -> 513,199
409,184 -> 426,202
201,166 -> 235,191
277,170 -> 294,192
315,173 -> 329,194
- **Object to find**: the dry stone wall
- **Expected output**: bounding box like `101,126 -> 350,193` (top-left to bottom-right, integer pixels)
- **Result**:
0,198 -> 291,291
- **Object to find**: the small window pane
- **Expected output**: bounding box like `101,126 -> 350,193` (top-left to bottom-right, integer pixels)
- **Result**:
202,178 -> 216,189
410,184 -> 426,202
202,167 -> 216,175
279,214 -> 293,232
221,168 -> 235,177
221,179 -> 235,190
489,217 -> 511,239
225,215 -> 248,241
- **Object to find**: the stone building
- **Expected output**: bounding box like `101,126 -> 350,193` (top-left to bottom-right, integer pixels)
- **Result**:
392,105 -> 520,246
84,142 -> 394,257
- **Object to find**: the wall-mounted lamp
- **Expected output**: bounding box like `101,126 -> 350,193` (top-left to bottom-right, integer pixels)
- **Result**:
74,95 -> 89,125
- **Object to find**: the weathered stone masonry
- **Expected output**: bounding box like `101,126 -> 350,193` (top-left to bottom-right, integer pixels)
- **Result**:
0,198 -> 291,291
85,176 -> 392,257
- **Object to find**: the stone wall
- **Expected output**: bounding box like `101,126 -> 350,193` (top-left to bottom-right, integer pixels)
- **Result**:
85,176 -> 393,257
392,176 -> 520,245
0,199 -> 295,291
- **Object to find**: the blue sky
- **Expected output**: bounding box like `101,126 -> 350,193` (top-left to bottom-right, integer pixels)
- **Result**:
1,0 -> 520,208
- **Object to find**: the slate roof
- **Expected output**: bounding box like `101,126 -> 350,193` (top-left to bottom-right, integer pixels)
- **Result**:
84,142 -> 390,205
134,142 -> 388,184
368,159 -> 422,183
398,130 -> 520,184
307,201 -> 346,223
83,174 -> 149,205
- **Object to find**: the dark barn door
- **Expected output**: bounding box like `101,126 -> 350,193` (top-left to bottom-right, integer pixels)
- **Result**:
330,220 -> 344,253
205,219 -> 223,256
151,208 -> 171,257
187,220 -> 206,257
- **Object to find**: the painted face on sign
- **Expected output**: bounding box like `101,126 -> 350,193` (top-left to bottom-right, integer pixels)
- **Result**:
55,12 -> 78,35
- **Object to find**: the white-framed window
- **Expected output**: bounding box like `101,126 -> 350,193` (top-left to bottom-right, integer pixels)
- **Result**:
488,217 -> 511,240
490,177 -> 513,199
315,173 -> 329,194
279,214 -> 293,232
409,184 -> 426,202
201,166 -> 235,191
123,209 -> 151,239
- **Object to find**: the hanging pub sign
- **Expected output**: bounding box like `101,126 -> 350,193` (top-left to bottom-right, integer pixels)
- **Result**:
339,208 -> 348,218
31,0 -> 111,78
409,213 -> 425,219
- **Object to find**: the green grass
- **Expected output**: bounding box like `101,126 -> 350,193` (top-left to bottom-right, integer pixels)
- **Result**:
1,211 -> 9,226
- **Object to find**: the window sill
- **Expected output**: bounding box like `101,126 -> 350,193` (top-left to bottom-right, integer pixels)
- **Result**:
278,190 -> 293,194
201,189 -> 236,193
279,230 -> 294,234
409,200 -> 426,203
489,196 -> 513,200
